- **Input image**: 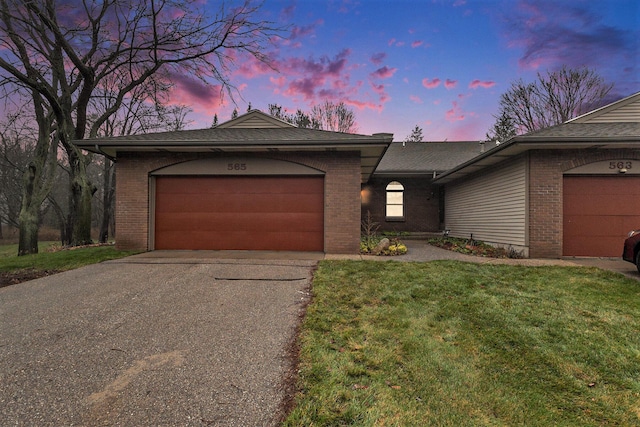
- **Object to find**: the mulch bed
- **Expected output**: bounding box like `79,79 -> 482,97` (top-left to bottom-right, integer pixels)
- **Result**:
0,269 -> 61,289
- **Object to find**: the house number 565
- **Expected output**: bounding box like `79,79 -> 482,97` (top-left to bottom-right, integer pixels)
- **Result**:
227,163 -> 247,171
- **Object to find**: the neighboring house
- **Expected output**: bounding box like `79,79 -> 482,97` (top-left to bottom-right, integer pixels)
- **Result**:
76,110 -> 393,254
361,141 -> 482,233
433,91 -> 640,258
76,92 -> 639,258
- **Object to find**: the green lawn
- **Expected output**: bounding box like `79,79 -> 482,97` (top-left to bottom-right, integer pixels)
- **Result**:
284,260 -> 640,426
0,242 -> 139,279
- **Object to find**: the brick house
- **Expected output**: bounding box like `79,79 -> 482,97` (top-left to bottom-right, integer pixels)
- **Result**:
78,92 -> 639,257
76,110 -> 392,254
433,92 -> 640,258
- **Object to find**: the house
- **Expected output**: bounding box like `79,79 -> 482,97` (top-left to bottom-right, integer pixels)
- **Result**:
75,110 -> 393,253
361,141 -> 482,233
77,92 -> 639,258
433,91 -> 640,258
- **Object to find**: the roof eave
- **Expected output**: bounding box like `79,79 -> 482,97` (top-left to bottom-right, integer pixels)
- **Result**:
433,137 -> 640,184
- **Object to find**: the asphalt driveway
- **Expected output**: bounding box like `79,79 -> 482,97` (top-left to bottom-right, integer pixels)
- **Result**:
0,257 -> 316,426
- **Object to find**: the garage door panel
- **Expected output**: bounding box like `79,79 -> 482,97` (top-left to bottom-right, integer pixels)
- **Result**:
155,231 -> 323,251
563,176 -> 640,256
564,194 -> 640,216
156,212 -> 324,232
155,176 -> 324,251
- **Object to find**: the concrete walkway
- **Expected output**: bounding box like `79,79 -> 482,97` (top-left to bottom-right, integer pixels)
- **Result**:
327,240 -> 640,280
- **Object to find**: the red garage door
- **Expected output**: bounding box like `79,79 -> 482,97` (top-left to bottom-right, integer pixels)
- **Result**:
154,176 -> 324,251
563,176 -> 640,256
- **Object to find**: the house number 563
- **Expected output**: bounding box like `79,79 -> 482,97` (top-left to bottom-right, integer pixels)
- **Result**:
609,161 -> 632,170
227,163 -> 247,171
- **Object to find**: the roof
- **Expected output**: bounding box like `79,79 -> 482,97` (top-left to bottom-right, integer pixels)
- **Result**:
373,141 -> 483,176
433,93 -> 640,185
75,110 -> 393,182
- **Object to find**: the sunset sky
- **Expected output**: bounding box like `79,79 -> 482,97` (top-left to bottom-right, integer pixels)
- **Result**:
180,0 -> 639,141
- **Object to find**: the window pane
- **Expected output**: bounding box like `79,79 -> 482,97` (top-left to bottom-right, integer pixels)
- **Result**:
386,205 -> 403,217
387,192 -> 403,204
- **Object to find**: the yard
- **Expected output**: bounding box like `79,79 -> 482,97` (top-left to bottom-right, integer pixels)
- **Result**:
284,260 -> 640,426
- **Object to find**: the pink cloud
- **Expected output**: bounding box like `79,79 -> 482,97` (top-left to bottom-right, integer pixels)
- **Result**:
168,73 -> 226,112
446,101 -> 465,122
469,79 -> 496,89
388,38 -> 396,46
445,79 -> 458,89
370,66 -> 397,79
422,78 -> 441,89
370,52 -> 387,65
344,98 -> 382,113
409,95 -> 423,104
287,19 -> 324,44
411,40 -> 424,48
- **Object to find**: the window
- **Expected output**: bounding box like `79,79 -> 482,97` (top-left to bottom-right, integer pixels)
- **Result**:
386,181 -> 404,220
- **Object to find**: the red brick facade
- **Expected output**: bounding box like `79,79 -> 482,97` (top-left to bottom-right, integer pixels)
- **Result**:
529,148 -> 640,258
115,151 -> 362,254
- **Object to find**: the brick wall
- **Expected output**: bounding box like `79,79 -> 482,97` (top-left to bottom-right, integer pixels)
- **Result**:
528,148 -> 640,258
114,151 -> 361,254
361,177 -> 441,233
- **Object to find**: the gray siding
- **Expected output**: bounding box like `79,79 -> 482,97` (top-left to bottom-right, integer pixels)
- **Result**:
583,98 -> 640,123
445,156 -> 527,248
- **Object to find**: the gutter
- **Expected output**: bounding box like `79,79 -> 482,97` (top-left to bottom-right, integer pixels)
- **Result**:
94,143 -> 116,162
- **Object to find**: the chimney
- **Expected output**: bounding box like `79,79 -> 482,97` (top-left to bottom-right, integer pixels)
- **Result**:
479,140 -> 485,153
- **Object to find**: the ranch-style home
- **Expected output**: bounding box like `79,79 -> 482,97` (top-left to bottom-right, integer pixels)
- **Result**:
76,91 -> 640,258
77,111 -> 393,254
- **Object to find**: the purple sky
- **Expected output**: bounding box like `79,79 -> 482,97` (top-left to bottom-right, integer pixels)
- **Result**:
178,0 -> 639,141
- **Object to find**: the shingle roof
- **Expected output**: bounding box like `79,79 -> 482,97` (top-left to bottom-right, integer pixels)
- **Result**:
78,126 -> 392,145
374,141 -> 483,174
519,122 -> 640,139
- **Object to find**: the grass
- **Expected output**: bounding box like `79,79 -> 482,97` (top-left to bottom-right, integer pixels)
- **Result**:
284,260 -> 640,426
0,242 -> 140,285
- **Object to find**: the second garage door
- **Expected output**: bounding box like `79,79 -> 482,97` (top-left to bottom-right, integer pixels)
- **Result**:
563,176 -> 640,256
154,176 -> 324,251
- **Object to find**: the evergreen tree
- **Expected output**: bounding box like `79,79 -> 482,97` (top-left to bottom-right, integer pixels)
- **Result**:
404,125 -> 424,143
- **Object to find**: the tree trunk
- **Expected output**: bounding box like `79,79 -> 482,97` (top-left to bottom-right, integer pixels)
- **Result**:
69,171 -> 95,246
18,164 -> 40,255
98,160 -> 115,243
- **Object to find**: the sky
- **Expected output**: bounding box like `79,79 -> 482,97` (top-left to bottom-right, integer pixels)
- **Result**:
178,0 -> 639,142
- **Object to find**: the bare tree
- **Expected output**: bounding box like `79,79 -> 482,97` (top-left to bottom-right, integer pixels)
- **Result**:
268,103 -> 319,128
0,0 -> 283,254
310,101 -> 358,133
0,109 -> 43,239
88,75 -> 193,243
497,66 -> 613,134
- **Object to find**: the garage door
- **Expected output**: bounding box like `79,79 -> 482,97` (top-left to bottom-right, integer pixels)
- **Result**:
563,176 -> 640,256
154,176 -> 324,251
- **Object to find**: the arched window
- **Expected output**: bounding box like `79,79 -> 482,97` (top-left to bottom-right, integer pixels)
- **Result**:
386,181 -> 404,220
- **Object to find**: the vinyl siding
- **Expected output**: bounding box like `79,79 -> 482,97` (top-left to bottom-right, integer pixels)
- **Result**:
225,116 -> 288,128
445,156 -> 527,247
582,98 -> 640,123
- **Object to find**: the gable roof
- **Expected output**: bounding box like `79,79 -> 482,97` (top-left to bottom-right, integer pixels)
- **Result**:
75,109 -> 393,183
433,92 -> 640,184
216,109 -> 296,128
569,92 -> 640,123
373,141 -> 483,176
